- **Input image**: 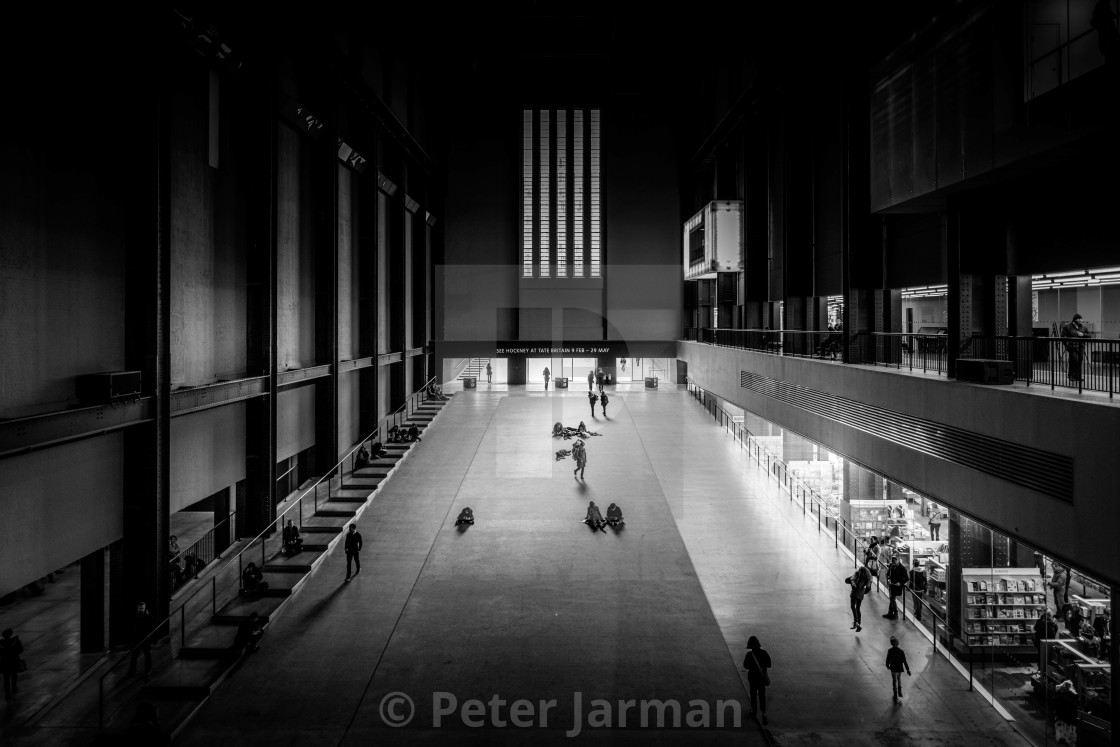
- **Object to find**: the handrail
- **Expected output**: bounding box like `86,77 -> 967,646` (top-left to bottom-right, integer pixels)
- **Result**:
169,510 -> 238,592
970,334 -> 1117,398
684,376 -> 969,675
96,374 -> 441,729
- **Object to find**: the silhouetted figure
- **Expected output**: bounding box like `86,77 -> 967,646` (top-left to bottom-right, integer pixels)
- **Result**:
455,507 -> 475,525
583,501 -> 606,532
282,520 -> 303,556
235,612 -> 264,653
354,445 -> 371,470
1,628 -> 24,699
606,503 -> 624,527
128,601 -> 154,677
1061,313 -> 1088,382
344,524 -> 363,581
1093,0 -> 1119,60
543,366 -> 550,389
242,562 -> 268,594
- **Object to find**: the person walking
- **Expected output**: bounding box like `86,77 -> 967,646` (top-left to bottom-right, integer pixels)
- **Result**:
595,367 -> 604,392
1060,313 -> 1088,382
908,560 -> 927,622
587,370 -> 594,391
485,361 -> 492,383
846,561 -> 873,632
543,366 -> 550,390
599,390 -> 609,417
885,635 -> 911,701
588,390 -> 598,418
742,636 -> 772,724
344,523 -> 363,581
884,555 -> 909,620
1,628 -> 24,699
128,600 -> 154,677
572,439 -> 587,480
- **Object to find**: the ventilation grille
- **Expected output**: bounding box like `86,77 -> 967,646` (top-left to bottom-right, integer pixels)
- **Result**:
740,370 -> 1073,502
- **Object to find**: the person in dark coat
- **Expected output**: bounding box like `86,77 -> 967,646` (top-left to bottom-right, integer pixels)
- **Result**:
354,445 -> 371,471
543,367 -> 550,389
344,523 -> 363,581
885,635 -> 911,701
599,390 -> 609,417
884,555 -> 909,619
605,503 -> 624,526
234,612 -> 264,653
455,507 -> 475,525
588,390 -> 598,418
128,601 -> 154,677
583,501 -> 606,532
908,560 -> 927,621
742,636 -> 772,723
1052,679 -> 1079,745
1,628 -> 24,699
242,562 -> 268,594
572,439 -> 587,480
587,370 -> 594,391
846,562 -> 872,632
282,519 -> 303,556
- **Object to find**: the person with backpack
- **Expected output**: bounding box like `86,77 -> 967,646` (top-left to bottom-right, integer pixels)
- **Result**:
742,636 -> 772,724
908,560 -> 927,621
846,560 -> 873,632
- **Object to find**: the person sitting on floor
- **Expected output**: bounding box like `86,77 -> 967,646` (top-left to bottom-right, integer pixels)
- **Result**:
370,440 -> 388,459
426,383 -> 448,401
553,422 -> 564,437
234,612 -> 264,653
455,507 -> 475,526
282,520 -> 303,556
583,501 -> 607,532
406,424 -> 421,442
354,445 -> 371,471
606,502 -> 624,527
241,562 -> 268,595
387,425 -> 404,443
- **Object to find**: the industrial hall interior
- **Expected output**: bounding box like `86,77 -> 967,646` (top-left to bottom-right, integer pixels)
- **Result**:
2,1 -> 1118,745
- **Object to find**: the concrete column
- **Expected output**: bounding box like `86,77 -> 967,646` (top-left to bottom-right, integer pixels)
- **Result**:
213,486 -> 231,558
80,549 -> 105,653
108,540 -> 129,648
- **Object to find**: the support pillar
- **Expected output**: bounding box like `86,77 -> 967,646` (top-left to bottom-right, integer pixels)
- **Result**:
80,549 -> 105,653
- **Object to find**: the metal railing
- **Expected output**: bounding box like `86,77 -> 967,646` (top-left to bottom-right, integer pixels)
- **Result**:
93,375 -> 444,730
969,335 -> 1118,398
684,377 -> 970,679
169,510 -> 238,594
683,327 -> 1120,397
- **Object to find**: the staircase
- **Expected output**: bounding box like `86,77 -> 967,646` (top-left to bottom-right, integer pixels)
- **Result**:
71,395 -> 456,744
458,357 -> 490,381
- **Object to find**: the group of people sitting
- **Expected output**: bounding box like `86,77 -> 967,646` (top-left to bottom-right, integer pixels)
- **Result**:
425,383 -> 449,401
552,421 -> 600,439
354,441 -> 390,471
387,424 -> 421,443
583,501 -> 624,532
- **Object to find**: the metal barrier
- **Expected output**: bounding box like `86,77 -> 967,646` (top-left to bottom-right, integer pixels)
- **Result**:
970,335 -> 1118,398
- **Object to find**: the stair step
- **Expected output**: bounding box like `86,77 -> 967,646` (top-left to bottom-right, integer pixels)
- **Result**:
139,658 -> 231,699
300,525 -> 342,535
211,608 -> 275,626
316,508 -> 357,518
179,647 -> 240,660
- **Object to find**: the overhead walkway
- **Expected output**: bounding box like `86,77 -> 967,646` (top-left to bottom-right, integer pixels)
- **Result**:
171,384 -> 1027,746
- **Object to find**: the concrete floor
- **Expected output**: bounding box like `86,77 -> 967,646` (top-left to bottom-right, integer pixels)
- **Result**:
171,385 -> 1029,744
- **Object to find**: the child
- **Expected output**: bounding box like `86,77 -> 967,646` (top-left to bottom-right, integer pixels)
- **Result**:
885,635 -> 911,701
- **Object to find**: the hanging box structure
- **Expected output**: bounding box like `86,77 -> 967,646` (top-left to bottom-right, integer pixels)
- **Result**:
76,371 -> 142,404
683,200 -> 744,281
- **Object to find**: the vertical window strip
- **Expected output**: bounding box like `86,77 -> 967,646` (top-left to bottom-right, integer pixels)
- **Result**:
573,110 -> 583,278
523,110 -> 533,277
590,109 -> 600,278
556,111 -> 567,278
539,110 -> 550,277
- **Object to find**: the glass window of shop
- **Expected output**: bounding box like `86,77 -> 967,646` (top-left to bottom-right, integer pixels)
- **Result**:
959,517 -> 1112,747
697,389 -> 1112,745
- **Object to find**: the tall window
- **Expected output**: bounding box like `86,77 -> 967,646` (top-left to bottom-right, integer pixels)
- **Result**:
522,108 -> 601,278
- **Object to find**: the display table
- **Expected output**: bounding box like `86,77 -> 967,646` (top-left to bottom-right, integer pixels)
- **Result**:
644,376 -> 658,388
463,376 -> 477,389
555,377 -> 569,388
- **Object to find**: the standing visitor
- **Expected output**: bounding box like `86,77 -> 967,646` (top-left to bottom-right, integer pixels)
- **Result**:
587,370 -> 594,391
885,636 -> 911,701
572,439 -> 587,480
884,555 -> 908,619
588,390 -> 598,418
1048,564 -> 1069,614
345,523 -> 363,581
128,601 -> 154,677
485,361 -> 492,383
595,368 -> 604,392
908,560 -> 927,622
928,505 -> 943,541
600,390 -> 609,417
846,561 -> 873,632
742,636 -> 772,724
543,366 -> 550,390
1061,313 -> 1088,383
